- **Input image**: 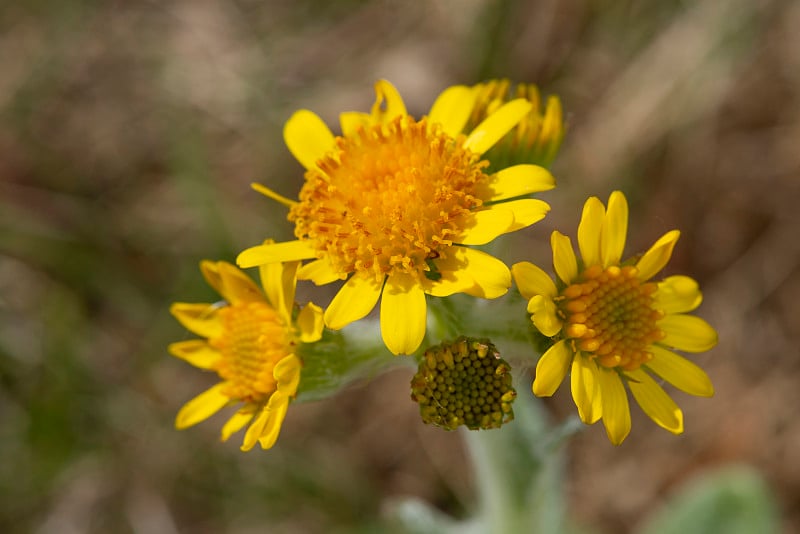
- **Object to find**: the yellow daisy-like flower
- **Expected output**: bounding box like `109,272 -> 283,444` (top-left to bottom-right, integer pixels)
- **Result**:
466,79 -> 565,170
512,191 -> 717,444
237,80 -> 555,355
168,259 -> 323,451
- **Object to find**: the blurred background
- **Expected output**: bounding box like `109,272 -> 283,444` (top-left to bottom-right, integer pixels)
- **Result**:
1,0 -> 798,532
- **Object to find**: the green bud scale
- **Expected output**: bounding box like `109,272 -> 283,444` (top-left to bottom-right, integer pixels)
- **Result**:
410,337 -> 516,431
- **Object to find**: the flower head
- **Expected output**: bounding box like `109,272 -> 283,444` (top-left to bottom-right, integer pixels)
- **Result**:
411,337 -> 516,430
238,80 -> 555,355
168,258 -> 323,451
466,79 -> 565,170
512,191 -> 717,444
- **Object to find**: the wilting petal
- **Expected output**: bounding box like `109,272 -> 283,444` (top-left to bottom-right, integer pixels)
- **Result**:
427,85 -> 476,138
170,303 -> 222,339
600,191 -> 628,268
626,368 -> 684,434
636,230 -> 681,281
168,340 -> 219,369
380,273 -> 427,355
454,207 -> 514,245
220,409 -> 255,442
298,258 -> 344,285
237,240 -> 316,269
551,231 -> 578,285
283,110 -> 335,170
533,339 -> 572,397
597,369 -> 631,445
655,275 -> 703,314
297,302 -> 324,343
659,314 -> 718,353
463,99 -> 532,155
527,295 -> 562,337
511,261 -> 558,299
571,356 -> 602,424
646,345 -> 714,397
324,274 -> 383,330
370,79 -> 407,124
481,164 -> 556,202
259,260 -> 299,323
273,354 -> 302,393
175,383 -> 230,429
577,196 -> 605,268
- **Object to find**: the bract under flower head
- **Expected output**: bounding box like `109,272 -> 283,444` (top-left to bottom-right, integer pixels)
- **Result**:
512,191 -> 717,445
237,80 -> 556,356
168,258 -> 323,451
467,79 -> 565,170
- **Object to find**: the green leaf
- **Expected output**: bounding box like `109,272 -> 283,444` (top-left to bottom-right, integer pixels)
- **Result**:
295,321 -> 409,403
637,466 -> 779,534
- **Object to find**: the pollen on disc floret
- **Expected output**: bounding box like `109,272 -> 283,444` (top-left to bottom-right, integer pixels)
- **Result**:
289,116 -> 490,282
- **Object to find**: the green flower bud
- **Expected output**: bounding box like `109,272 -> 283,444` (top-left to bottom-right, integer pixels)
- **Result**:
410,337 -> 516,431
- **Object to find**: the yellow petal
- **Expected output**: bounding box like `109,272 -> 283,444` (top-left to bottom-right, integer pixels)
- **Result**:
420,264 -> 477,297
217,261 -> 263,305
551,231 -> 577,285
323,274 -> 383,330
655,275 -> 703,314
455,208 -> 514,246
237,240 -> 316,269
251,182 -> 298,208
577,196 -> 605,268
427,85 -> 476,137
502,198 -> 550,232
480,164 -> 556,202
370,79 -> 407,125
454,247 -> 511,298
175,382 -> 230,429
298,258 -> 344,285
626,368 -> 684,434
597,368 -> 631,445
571,356 -> 602,424
339,111 -> 371,137
256,393 -> 291,450
600,191 -> 628,268
297,302 -> 324,343
170,303 -> 222,339
199,260 -> 224,299
380,273 -> 427,355
283,109 -> 335,170
240,403 -> 270,452
463,99 -> 532,155
646,345 -> 714,397
658,314 -> 718,353
274,354 -> 301,393
532,339 -> 572,397
511,261 -> 557,299
636,230 -> 681,281
527,295 -> 562,337
259,260 -> 299,323
220,409 -> 255,442
168,340 -> 219,369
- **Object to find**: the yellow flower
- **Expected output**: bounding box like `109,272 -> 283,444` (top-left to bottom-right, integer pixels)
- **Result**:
238,80 -> 555,355
467,79 -> 565,170
168,259 -> 323,451
512,191 -> 716,444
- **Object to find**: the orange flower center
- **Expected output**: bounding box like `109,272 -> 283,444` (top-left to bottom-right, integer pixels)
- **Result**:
211,301 -> 293,403
560,264 -> 665,371
289,116 -> 489,282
